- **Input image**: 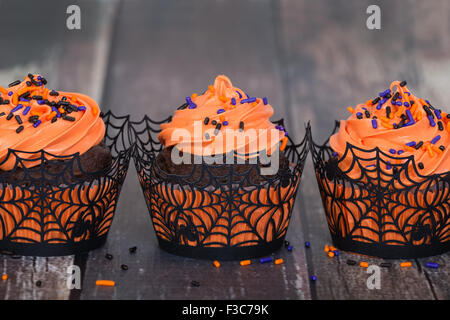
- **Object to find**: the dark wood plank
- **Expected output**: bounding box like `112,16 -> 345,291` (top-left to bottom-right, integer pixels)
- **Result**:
0,0 -> 117,299
278,0 -> 450,299
80,0 -> 311,300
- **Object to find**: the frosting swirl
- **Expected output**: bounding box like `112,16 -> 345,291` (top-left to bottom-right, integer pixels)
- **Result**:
330,81 -> 449,177
159,75 -> 286,157
0,74 -> 105,171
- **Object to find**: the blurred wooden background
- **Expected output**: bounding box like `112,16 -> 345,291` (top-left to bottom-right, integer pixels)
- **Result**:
0,0 -> 448,299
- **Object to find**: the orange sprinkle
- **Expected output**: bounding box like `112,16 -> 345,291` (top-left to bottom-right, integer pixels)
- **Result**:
380,121 -> 393,129
425,143 -> 434,158
441,112 -> 447,118
240,260 -> 251,266
432,145 -> 443,154
360,262 -> 369,268
404,146 -> 415,153
92,106 -> 99,116
400,262 -> 412,268
396,106 -> 405,117
0,86 -> 7,94
219,115 -> 226,122
416,111 -> 423,121
1,274 -> 7,281
191,93 -> 198,99
447,122 -> 450,132
274,258 -> 284,265
328,251 -> 335,258
218,96 -> 228,103
96,280 -> 115,287
30,111 -> 41,117
251,102 -> 257,107
58,107 -> 65,114
280,137 -> 288,151
17,87 -> 29,96
208,85 -> 215,93
347,106 -> 355,114
12,94 -> 18,106
365,100 -> 372,106
46,111 -> 57,121
213,261 -> 221,268
324,245 -> 330,253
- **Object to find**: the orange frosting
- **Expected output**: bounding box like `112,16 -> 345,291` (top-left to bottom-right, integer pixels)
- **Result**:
0,74 -> 105,171
159,75 -> 285,157
330,81 -> 449,178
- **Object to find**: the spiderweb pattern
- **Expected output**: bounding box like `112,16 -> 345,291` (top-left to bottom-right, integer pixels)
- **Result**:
310,122 -> 450,258
0,112 -> 133,256
131,116 -> 309,259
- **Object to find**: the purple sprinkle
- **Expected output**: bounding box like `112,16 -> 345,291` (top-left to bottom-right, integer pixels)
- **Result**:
217,109 -> 225,114
396,101 -> 402,106
431,135 -> 441,144
11,104 -> 23,113
52,106 -> 58,113
19,98 -> 30,102
389,149 -> 396,154
428,115 -> 436,127
236,91 -> 242,99
231,98 -> 236,105
406,110 -> 414,122
241,97 -> 257,104
434,109 -> 442,120
426,99 -> 431,105
367,164 -> 376,168
77,106 -> 86,111
7,91 -> 13,96
22,106 -> 31,116
37,100 -> 44,105
404,102 -> 410,107
333,152 -> 338,157
406,141 -> 416,147
386,161 -> 392,170
379,89 -> 391,97
356,112 -> 363,118
263,97 -> 268,105
285,131 -> 288,136
33,120 -> 42,128
37,76 -> 42,80
223,121 -> 228,126
398,150 -> 405,155
376,102 -> 382,110
372,119 -> 378,129
405,92 -> 410,96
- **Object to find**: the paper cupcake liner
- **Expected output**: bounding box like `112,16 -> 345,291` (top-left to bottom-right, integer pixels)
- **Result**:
131,116 -> 309,260
309,122 -> 450,259
0,111 -> 133,256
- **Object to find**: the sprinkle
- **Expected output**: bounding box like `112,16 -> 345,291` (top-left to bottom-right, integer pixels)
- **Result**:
259,257 -> 273,264
208,85 -> 215,92
15,115 -> 22,124
239,121 -> 244,131
356,112 -> 363,119
22,106 -> 31,116
231,98 -> 236,105
346,259 -> 356,266
433,109 -> 442,120
191,93 -> 198,99
1,274 -> 7,280
6,113 -> 13,120
371,119 -> 378,129
7,91 -> 13,96
274,258 -> 284,265
438,121 -> 444,131
426,144 -> 434,157
365,110 -> 370,118
77,106 -> 86,111
105,254 -> 113,260
400,80 -> 407,87
404,102 -> 410,107
121,264 -> 129,271
439,145 -> 445,152
372,97 -> 380,105
400,262 -> 412,268
218,96 -> 228,103
310,276 -> 317,281
211,120 -> 217,126
16,126 -> 24,133
240,260 -> 251,266
347,106 -> 355,114
425,262 -> 439,269
280,136 -> 288,151
49,90 -> 59,96
304,241 -> 310,248
389,149 -> 396,154
287,245 -> 293,252
236,90 -> 242,98
397,150 -> 404,155
8,80 -> 21,87
386,162 -> 392,170
427,115 -> 436,127
223,121 -> 229,126
213,261 -> 221,268
328,251 -> 335,258
380,89 -> 391,97
191,280 -> 200,287
204,117 -> 210,125
241,97 -> 256,104
431,135 -> 441,144
33,120 -> 42,128
11,104 -> 23,113
217,108 -> 225,114
415,141 -> 424,149
63,115 -> 76,122
263,97 -> 268,105
360,262 -> 369,268
96,280 -> 115,287
129,246 -> 137,253
214,123 -> 222,135
0,112 -> 5,117
332,152 -> 338,157
406,141 -> 416,147
380,262 -> 392,268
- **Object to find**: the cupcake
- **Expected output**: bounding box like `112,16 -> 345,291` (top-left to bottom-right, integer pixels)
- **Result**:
0,74 -> 133,256
133,75 -> 308,260
310,80 -> 449,259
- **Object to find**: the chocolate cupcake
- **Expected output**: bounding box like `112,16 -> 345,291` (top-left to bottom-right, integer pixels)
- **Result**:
310,80 -> 449,258
0,74 -> 133,256
132,75 -> 308,260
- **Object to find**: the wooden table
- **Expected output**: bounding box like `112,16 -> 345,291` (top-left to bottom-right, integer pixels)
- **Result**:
0,0 -> 448,300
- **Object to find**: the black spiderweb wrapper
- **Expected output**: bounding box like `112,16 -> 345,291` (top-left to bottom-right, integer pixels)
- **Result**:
0,112 -> 133,256
131,116 -> 309,260
309,122 -> 450,259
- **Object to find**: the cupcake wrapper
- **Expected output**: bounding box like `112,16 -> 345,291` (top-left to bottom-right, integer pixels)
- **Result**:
309,122 -> 450,259
132,117 -> 309,260
0,111 -> 133,256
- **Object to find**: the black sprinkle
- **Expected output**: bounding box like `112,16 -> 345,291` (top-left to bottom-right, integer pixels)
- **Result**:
239,121 -> 244,131
49,90 -> 59,96
346,259 -> 356,266
447,114 -> 450,119
51,117 -> 58,123
63,116 -> 75,122
16,126 -> 24,133
41,78 -> 47,85
61,96 -> 67,101
393,123 -> 398,129
438,121 -> 444,131
191,280 -> 200,287
439,145 -> 445,151
400,80 -> 407,87
26,81 -> 32,87
418,162 -> 424,169
30,78 -> 40,86
400,114 -> 407,120
105,254 -> 113,260
27,73 -> 34,79
284,240 -> 290,247
121,264 -> 129,271
372,97 -> 380,104
32,95 -> 43,100
214,123 -> 222,135
6,113 -> 13,121
15,115 -> 22,124
204,117 -> 209,125
204,132 -> 210,140
385,93 -> 392,99
3,100 -> 9,104
211,120 -> 217,126
410,100 -> 415,105
0,112 -> 5,117
35,280 -> 42,287
365,110 -> 370,118
129,246 -> 137,253
415,141 -> 424,149
380,262 -> 392,268
8,80 -> 21,87
393,92 -> 400,100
